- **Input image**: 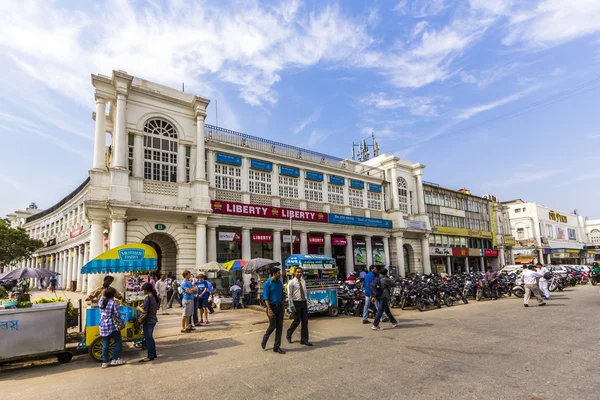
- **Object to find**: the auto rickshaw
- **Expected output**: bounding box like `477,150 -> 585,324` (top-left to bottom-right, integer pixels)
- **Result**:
77,243 -> 157,362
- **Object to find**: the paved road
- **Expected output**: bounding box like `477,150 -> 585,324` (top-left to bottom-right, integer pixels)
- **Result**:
3,285 -> 600,400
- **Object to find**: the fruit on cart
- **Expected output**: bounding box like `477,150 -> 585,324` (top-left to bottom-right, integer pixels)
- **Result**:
34,297 -> 75,317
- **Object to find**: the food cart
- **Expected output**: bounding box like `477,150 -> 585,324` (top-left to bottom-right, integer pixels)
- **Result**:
77,243 -> 157,362
284,254 -> 339,317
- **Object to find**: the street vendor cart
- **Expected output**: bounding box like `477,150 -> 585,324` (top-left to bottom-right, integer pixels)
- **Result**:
285,254 -> 339,317
77,243 -> 157,362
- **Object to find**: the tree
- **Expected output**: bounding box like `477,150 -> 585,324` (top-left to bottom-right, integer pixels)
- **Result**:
0,218 -> 44,268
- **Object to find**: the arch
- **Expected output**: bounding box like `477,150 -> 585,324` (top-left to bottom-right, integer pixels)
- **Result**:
143,118 -> 179,182
143,232 -> 178,276
136,112 -> 185,139
590,229 -> 600,244
403,244 -> 415,275
397,177 -> 409,213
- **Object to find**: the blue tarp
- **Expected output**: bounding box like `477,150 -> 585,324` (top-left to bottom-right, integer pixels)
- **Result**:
284,254 -> 336,268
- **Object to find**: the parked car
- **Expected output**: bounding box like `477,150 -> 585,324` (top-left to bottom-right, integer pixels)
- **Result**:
549,266 -> 569,278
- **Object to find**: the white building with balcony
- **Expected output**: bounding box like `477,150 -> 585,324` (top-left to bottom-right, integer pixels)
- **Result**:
6,70 -> 433,293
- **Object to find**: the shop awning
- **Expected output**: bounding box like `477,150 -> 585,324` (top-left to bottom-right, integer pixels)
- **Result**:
515,257 -> 534,264
81,243 -> 157,274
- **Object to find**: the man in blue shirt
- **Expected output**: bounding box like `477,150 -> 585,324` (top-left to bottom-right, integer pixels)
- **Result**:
196,274 -> 210,324
261,267 -> 285,354
206,280 -> 215,314
362,265 -> 378,324
180,270 -> 197,332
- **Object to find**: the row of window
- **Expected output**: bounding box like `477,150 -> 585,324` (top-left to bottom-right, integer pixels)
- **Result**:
28,204 -> 85,240
424,190 -> 489,215
429,212 -> 491,232
428,234 -> 494,249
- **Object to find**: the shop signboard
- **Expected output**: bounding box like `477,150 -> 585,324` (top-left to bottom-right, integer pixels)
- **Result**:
469,248 -> 482,257
452,248 -> 469,257
373,247 -> 386,265
69,226 -> 84,239
431,226 -> 493,239
430,247 -> 451,256
329,175 -> 345,185
211,201 -> 328,223
216,152 -> 242,166
283,235 -> 300,244
353,243 -> 367,265
331,237 -> 347,246
305,171 -> 324,181
43,238 -> 57,248
328,214 -> 393,229
350,180 -> 364,189
484,249 -> 499,257
280,166 -> 300,177
372,240 -> 384,247
308,236 -> 324,245
368,184 -> 382,193
250,159 -> 273,172
251,233 -> 272,242
219,232 -> 241,242
504,235 -> 516,246
407,220 -> 427,230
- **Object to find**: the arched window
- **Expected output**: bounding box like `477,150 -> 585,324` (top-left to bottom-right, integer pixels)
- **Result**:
591,229 -> 600,244
143,119 -> 178,182
397,177 -> 408,213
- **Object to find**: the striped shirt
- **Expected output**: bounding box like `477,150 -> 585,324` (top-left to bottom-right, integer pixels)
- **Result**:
99,297 -> 120,337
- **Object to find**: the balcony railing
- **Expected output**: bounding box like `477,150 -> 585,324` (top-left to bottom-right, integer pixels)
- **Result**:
205,124 -> 384,178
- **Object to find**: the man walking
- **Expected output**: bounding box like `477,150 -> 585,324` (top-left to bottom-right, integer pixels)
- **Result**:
485,266 -> 499,300
370,268 -> 399,331
522,265 -> 546,307
286,267 -> 312,346
362,265 -> 377,324
536,263 -> 550,300
246,278 -> 257,306
261,267 -> 285,354
168,278 -> 182,308
155,274 -> 169,315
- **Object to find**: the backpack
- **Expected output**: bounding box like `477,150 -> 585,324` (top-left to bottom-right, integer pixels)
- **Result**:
369,276 -> 383,298
543,272 -> 552,280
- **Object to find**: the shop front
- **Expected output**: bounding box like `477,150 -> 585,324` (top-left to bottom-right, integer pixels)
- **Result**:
216,230 -> 241,263
331,236 -> 348,276
550,249 -> 585,265
429,246 -> 451,274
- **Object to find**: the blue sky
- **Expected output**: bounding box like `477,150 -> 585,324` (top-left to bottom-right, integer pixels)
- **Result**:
1,0 -> 600,219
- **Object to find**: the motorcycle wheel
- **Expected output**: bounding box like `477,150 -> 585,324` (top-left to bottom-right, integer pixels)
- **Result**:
400,298 -> 406,310
513,287 -> 524,298
549,283 -> 557,292
462,295 -> 469,304
592,279 -> 598,286
417,300 -> 427,312
443,294 -> 453,307
435,298 -> 442,309
476,288 -> 483,302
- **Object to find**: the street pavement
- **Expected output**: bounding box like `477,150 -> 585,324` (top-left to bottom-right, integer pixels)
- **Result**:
3,285 -> 600,400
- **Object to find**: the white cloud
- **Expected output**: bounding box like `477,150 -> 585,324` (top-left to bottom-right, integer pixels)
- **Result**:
361,92 -> 444,117
306,130 -> 330,147
292,107 -> 322,134
394,0 -> 449,18
456,84 -> 542,120
503,0 -> 600,48
489,170 -> 558,188
585,134 -> 600,140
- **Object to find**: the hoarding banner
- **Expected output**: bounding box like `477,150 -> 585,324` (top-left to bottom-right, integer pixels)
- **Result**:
329,213 -> 393,229
218,232 -> 241,242
211,201 -> 328,223
216,152 -> 242,166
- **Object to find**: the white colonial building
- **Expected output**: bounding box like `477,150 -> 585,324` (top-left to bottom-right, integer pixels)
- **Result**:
6,70 -> 433,293
584,219 -> 600,263
504,200 -> 589,265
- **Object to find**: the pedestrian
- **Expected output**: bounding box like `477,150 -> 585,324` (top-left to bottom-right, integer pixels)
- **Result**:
99,287 -> 125,368
230,282 -> 242,309
166,272 -> 174,304
196,274 -> 210,324
180,270 -> 197,333
246,278 -> 257,306
261,267 -> 285,354
362,265 -> 378,324
87,275 -> 123,303
49,276 -> 57,293
168,278 -> 182,308
137,283 -> 159,362
155,274 -> 169,315
206,280 -> 215,314
485,266 -> 499,300
190,274 -> 202,327
38,277 -> 45,291
370,268 -> 399,331
286,267 -> 312,346
522,265 -> 546,307
536,263 -> 551,300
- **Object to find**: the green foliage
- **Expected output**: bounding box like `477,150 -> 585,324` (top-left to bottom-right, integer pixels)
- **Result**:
0,218 -> 44,267
34,297 -> 75,317
0,286 -> 7,299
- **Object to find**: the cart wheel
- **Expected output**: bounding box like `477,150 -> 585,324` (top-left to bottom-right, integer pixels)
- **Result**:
328,307 -> 339,317
89,337 -> 112,363
57,351 -> 73,364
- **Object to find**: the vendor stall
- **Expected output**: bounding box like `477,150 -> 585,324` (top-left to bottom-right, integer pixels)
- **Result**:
284,254 -> 339,317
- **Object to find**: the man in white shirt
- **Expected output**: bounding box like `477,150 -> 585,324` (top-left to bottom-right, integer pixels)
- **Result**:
522,265 -> 546,307
155,274 -> 169,315
536,263 -> 550,300
286,267 -> 312,346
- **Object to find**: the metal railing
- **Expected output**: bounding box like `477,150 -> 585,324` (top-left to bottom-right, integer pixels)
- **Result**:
205,124 -> 384,178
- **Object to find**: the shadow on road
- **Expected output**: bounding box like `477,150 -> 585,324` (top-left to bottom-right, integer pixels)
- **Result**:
283,336 -> 364,353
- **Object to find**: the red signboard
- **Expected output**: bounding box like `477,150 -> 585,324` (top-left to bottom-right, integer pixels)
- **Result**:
484,249 -> 499,257
452,248 -> 469,257
332,237 -> 347,246
211,201 -> 328,223
252,233 -> 272,242
308,236 -> 324,245
70,225 -> 83,239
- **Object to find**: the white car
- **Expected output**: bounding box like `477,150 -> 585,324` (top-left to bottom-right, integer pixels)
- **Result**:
549,266 -> 569,277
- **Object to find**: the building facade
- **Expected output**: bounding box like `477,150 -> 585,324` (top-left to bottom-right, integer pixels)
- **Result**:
505,200 -> 589,265
423,185 -> 514,274
584,219 -> 600,263
5,70 -> 434,293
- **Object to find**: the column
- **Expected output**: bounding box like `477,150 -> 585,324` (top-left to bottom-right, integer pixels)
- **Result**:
72,247 -> 80,288
77,245 -> 85,292
93,97 -> 106,170
65,249 -> 74,290
499,247 -> 506,267
300,231 -> 308,255
480,256 -> 485,272
177,142 -> 186,183
207,150 -> 216,186
241,157 -> 249,193
415,171 -> 426,214
345,234 -> 354,276
390,168 -> 399,210
273,230 -> 282,265
110,212 -> 127,293
421,236 -> 432,274
81,244 -> 89,293
324,233 -> 332,257
87,220 -> 105,294
537,249 -> 544,264
395,236 -> 406,278
321,174 -> 328,204
546,253 -> 552,264
196,221 -> 207,266
383,237 -> 390,267
111,93 -> 128,169
241,228 -> 251,260
133,133 -> 143,178
272,163 -> 280,199
366,236 -> 373,266
62,251 -> 69,289
446,256 -> 452,275
195,112 -> 206,181
207,226 -> 217,262
465,257 -> 470,273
